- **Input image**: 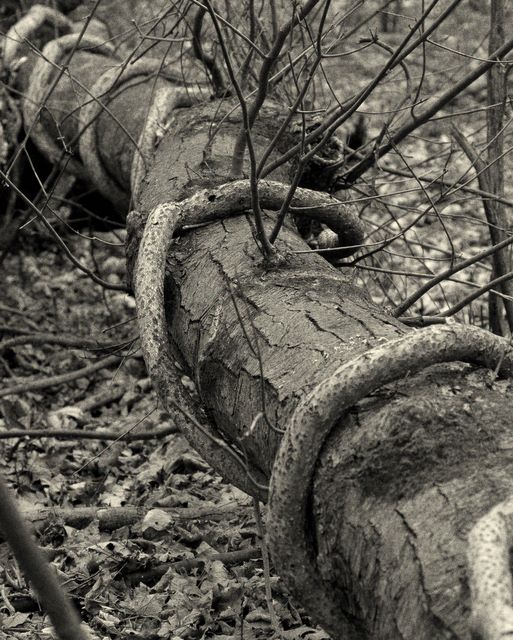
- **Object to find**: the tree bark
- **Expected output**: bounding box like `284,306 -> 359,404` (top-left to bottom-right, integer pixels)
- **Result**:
10,4 -> 513,638
134,107 -> 513,640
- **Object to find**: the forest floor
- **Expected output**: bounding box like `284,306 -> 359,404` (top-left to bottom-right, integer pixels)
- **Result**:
0,229 -> 320,640
1,2 -> 512,639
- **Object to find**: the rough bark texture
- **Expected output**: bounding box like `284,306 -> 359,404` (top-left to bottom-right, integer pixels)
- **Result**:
134,109 -> 513,639
12,5 -> 513,638
315,366 -> 513,639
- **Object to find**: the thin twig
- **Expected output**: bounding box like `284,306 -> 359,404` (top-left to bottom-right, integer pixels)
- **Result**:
0,354 -> 120,398
192,4 -> 226,96
262,0 -> 464,178
393,235 -> 513,317
253,498 -> 281,635
0,424 -> 178,441
0,169 -> 128,291
231,0 -> 323,170
199,0 -> 274,257
452,125 -> 513,332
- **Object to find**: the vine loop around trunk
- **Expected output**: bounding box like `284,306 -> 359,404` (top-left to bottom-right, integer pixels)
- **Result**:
23,32 -> 116,179
3,4 -> 73,69
268,324 -> 513,639
78,59 -> 207,212
468,494 -> 513,640
131,179 -> 365,500
130,84 -> 205,208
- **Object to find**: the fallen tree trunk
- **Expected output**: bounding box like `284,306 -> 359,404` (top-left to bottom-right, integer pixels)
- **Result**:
130,106 -> 513,640
7,4 -> 513,639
